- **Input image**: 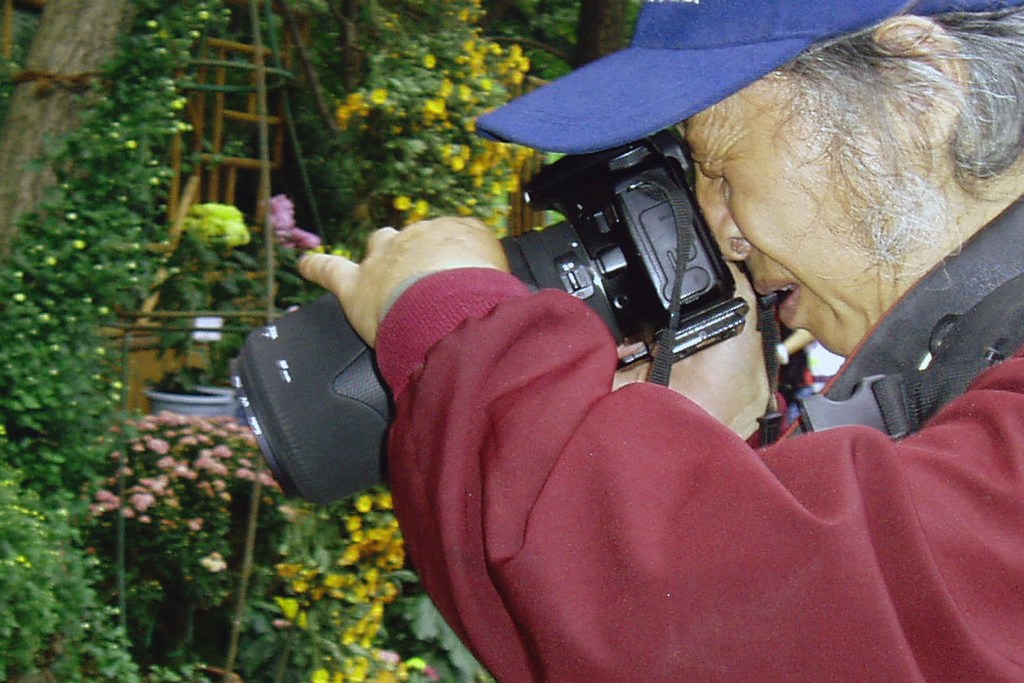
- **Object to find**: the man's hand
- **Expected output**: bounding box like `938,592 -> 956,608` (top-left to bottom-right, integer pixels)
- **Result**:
613,264 -> 771,439
298,217 -> 509,346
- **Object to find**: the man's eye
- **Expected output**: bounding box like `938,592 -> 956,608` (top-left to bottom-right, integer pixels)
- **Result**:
719,177 -> 731,202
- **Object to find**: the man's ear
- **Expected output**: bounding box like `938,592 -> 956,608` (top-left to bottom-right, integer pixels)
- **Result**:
872,15 -> 968,145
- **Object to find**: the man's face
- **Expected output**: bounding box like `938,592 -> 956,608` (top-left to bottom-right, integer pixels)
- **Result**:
684,79 -> 937,356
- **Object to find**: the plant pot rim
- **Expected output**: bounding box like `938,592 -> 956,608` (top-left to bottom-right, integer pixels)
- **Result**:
144,386 -> 236,405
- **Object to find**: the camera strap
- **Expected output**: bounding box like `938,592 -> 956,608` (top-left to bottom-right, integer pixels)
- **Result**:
648,183 -> 696,387
756,294 -> 785,444
646,181 -> 785,443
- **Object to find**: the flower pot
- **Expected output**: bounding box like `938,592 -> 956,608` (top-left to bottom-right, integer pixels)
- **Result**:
145,386 -> 240,418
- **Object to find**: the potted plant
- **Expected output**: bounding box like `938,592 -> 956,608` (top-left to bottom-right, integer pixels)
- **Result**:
143,201 -> 264,417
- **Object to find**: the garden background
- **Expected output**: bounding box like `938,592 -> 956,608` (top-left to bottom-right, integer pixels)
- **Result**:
0,0 -> 636,681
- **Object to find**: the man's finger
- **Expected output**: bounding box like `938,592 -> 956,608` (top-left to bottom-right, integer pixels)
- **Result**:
298,252 -> 358,294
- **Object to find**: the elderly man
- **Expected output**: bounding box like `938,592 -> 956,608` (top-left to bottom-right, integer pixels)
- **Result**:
301,0 -> 1024,680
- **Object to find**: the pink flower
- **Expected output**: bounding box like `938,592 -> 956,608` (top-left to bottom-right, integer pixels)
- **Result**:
200,551 -> 227,572
195,451 -> 229,477
425,666 -> 440,681
173,464 -> 197,480
187,518 -> 205,531
257,470 -> 280,488
211,444 -> 232,459
139,476 -> 169,495
130,491 -> 156,513
146,437 -> 170,455
236,467 -> 255,481
156,456 -> 177,470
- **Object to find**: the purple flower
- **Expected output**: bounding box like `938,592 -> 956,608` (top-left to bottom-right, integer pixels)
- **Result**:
279,226 -> 323,250
268,194 -> 322,251
268,194 -> 296,233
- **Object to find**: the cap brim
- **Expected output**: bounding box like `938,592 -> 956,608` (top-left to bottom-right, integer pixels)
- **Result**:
477,39 -> 812,154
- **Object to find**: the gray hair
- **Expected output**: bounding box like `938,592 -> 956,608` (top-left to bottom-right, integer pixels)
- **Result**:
776,7 -> 1024,267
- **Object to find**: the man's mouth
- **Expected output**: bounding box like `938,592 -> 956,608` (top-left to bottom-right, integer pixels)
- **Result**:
756,283 -> 800,326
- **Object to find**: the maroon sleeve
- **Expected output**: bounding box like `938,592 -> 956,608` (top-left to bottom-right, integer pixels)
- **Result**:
375,268 -> 1024,682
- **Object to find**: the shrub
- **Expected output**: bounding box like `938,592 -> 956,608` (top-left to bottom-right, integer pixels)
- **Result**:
83,412 -> 288,666
0,465 -> 139,681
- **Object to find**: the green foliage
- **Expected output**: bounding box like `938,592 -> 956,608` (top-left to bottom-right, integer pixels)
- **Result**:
285,0 -> 533,258
484,0 -> 580,79
0,466 -> 139,681
0,0 -> 231,496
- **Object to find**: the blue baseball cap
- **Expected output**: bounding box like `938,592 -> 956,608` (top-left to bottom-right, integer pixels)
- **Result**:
476,0 -> 1024,153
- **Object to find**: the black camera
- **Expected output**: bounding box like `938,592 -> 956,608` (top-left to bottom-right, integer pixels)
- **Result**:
232,130 -> 747,503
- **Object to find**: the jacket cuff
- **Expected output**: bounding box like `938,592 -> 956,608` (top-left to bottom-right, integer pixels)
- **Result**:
376,268 -> 530,397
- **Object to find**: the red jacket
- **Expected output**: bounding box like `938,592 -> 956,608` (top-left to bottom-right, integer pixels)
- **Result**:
375,268 -> 1024,682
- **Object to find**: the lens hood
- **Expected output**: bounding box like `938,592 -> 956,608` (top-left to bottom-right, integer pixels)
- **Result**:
232,294 -> 392,503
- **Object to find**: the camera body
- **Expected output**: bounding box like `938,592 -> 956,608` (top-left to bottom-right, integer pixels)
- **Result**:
508,129 -> 745,361
232,130 -> 747,503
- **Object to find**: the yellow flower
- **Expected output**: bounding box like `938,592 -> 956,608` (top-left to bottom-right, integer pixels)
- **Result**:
356,494 -> 374,512
275,596 -> 300,620
324,573 -> 346,589
276,562 -> 303,579
423,98 -> 447,118
312,669 -> 330,683
339,545 -> 361,566
392,196 -> 412,211
370,88 -> 389,105
423,54 -> 437,69
375,490 -> 393,510
414,199 -> 430,216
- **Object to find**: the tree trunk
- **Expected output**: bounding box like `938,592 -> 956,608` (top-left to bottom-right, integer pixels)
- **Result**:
0,0 -> 131,258
573,0 -> 627,66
